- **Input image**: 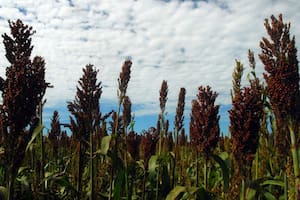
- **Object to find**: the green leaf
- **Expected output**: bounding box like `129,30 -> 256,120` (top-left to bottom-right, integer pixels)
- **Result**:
101,135 -> 111,155
166,186 -> 185,200
246,188 -> 256,200
16,175 -> 29,187
0,186 -> 7,200
113,169 -> 125,200
212,154 -> 229,192
0,147 -> 4,155
148,155 -> 158,179
264,192 -> 277,200
26,124 -> 44,152
261,179 -> 284,187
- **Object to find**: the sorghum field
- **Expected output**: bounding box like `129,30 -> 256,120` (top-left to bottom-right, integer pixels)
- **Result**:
0,14 -> 299,200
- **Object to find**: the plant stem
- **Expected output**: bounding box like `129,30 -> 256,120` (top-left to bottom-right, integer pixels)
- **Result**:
39,102 -> 45,197
204,157 -> 208,190
173,128 -> 178,187
7,169 -> 16,200
77,141 -> 82,200
284,172 -> 288,200
124,127 -> 129,199
90,131 -> 94,200
255,145 -> 259,180
156,113 -> 164,200
109,99 -> 122,200
240,179 -> 245,200
196,151 -> 199,187
288,121 -> 300,198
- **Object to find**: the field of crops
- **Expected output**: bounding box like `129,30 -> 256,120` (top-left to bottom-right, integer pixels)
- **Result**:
0,14 -> 299,200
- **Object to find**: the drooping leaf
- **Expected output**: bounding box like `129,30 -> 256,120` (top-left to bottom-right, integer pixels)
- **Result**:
26,124 -> 44,152
261,179 -> 284,187
246,188 -> 256,200
113,169 -> 125,199
0,186 -> 7,200
166,186 -> 185,200
148,155 -> 158,179
101,135 -> 111,155
0,147 -> 4,156
212,154 -> 229,192
264,192 -> 277,200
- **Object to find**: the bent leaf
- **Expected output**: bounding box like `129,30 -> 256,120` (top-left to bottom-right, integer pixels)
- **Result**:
212,154 -> 229,192
26,124 -> 44,152
0,186 -> 7,200
166,186 -> 186,200
101,135 -> 111,155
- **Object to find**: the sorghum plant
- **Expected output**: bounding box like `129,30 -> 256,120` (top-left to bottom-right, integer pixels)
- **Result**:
190,85 -> 220,189
190,86 -> 220,160
140,127 -> 159,169
48,110 -> 61,158
127,131 -> 141,161
229,79 -> 263,199
231,60 -> 244,100
140,127 -> 159,199
172,88 -> 186,186
259,14 -> 300,196
67,64 -> 102,200
0,19 -> 50,200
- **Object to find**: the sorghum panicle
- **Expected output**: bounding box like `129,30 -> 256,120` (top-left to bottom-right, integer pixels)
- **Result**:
49,110 -> 61,154
175,88 -> 186,134
229,80 -> 263,172
231,60 -> 244,99
0,19 -> 49,173
190,86 -> 220,159
118,60 -> 132,98
259,14 -> 300,158
140,127 -> 159,168
127,131 -> 141,160
159,80 -> 168,113
179,128 -> 187,146
67,64 -> 102,142
123,95 -> 132,128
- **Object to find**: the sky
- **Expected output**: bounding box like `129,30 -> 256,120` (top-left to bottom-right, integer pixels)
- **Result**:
0,0 -> 299,135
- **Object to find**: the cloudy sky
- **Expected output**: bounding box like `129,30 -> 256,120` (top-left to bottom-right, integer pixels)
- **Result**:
0,0 -> 299,134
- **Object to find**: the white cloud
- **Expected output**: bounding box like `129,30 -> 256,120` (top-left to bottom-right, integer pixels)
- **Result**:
0,0 -> 299,120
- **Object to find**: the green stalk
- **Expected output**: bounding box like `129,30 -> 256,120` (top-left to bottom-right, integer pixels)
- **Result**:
288,121 -> 300,198
204,158 -> 208,190
173,128 -> 178,187
240,179 -> 245,200
7,170 -> 16,200
196,151 -> 199,187
77,141 -> 83,200
124,127 -> 129,199
255,144 -> 259,180
156,114 -> 164,200
38,102 -> 45,197
90,131 -> 94,200
108,102 -> 122,200
142,171 -> 146,200
109,98 -> 123,200
284,172 -> 288,200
